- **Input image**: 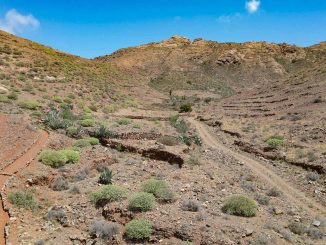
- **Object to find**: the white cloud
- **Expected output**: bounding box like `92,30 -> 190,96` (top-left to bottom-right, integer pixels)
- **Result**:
0,9 -> 40,34
218,13 -> 242,23
245,0 -> 260,14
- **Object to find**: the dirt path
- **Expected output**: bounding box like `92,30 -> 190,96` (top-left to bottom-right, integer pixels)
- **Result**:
0,115 -> 48,245
188,118 -> 326,217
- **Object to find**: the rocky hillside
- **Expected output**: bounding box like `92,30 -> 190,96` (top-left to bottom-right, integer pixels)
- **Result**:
97,35 -> 326,98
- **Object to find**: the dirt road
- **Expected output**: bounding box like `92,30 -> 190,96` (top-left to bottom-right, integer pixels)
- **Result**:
188,118 -> 326,217
0,115 -> 48,245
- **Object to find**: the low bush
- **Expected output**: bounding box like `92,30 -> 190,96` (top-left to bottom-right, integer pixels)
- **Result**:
66,126 -> 81,137
19,100 -> 40,110
90,185 -> 127,205
59,149 -> 79,164
265,135 -> 283,149
8,190 -> 37,210
99,168 -> 114,185
7,92 -> 18,100
51,177 -> 69,191
74,168 -> 89,181
306,171 -> 320,181
116,118 -> 132,125
44,110 -> 71,130
128,192 -> 155,212
266,187 -> 282,197
181,199 -> 201,212
222,195 -> 257,217
141,179 -> 174,202
125,219 -> 152,240
80,118 -> 96,127
88,137 -> 100,145
179,103 -> 192,113
94,125 -> 113,139
73,137 -> 99,148
39,150 -> 67,168
255,194 -> 269,205
306,227 -> 324,240
288,222 -> 305,235
158,136 -> 179,146
89,220 -> 119,240
53,96 -> 63,103
73,139 -> 91,148
45,208 -> 67,224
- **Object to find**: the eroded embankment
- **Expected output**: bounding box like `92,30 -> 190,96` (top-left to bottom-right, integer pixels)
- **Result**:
0,114 -> 48,245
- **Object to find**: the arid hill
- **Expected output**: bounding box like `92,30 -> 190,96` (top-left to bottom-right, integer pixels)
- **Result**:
1,31 -> 326,245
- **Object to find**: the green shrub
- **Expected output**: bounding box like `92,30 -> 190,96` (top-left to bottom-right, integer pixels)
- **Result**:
39,150 -> 67,168
158,136 -> 179,146
73,137 -> 99,148
73,139 -> 91,148
59,149 -> 79,164
8,190 -> 37,210
0,95 -> 9,103
255,194 -> 269,205
19,100 -> 40,110
265,135 -> 284,149
169,114 -> 179,127
288,222 -> 305,235
128,192 -> 155,212
94,125 -> 114,139
66,126 -> 80,137
141,179 -> 168,197
117,118 -> 131,125
53,96 -> 63,103
125,219 -> 152,240
141,179 -> 174,203
99,168 -> 114,185
222,195 -> 258,217
44,110 -> 71,130
179,103 -> 192,113
7,92 -> 18,100
90,185 -> 127,204
88,137 -> 100,145
80,118 -> 96,127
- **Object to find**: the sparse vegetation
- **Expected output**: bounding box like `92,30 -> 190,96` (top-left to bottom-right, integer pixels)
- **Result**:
39,150 -> 68,168
59,149 -> 80,164
181,199 -> 201,212
116,118 -> 132,125
125,219 -> 152,240
90,185 -> 127,204
266,187 -> 282,197
51,177 -> 69,191
265,135 -> 284,149
306,171 -> 320,181
222,195 -> 257,217
128,192 -> 155,212
19,100 -> 40,110
89,220 -> 119,240
8,190 -> 37,210
288,221 -> 305,235
141,179 -> 173,201
80,118 -> 96,127
98,168 -> 114,185
179,103 -> 192,113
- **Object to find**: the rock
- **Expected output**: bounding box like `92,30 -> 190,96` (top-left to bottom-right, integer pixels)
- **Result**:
312,220 -> 321,227
273,207 -> 283,215
245,229 -> 254,236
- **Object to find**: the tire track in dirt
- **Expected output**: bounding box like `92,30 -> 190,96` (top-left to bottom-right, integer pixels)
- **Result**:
188,118 -> 326,217
0,114 -> 48,245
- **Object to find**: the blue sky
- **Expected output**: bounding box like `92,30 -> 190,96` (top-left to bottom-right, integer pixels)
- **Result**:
0,0 -> 326,58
